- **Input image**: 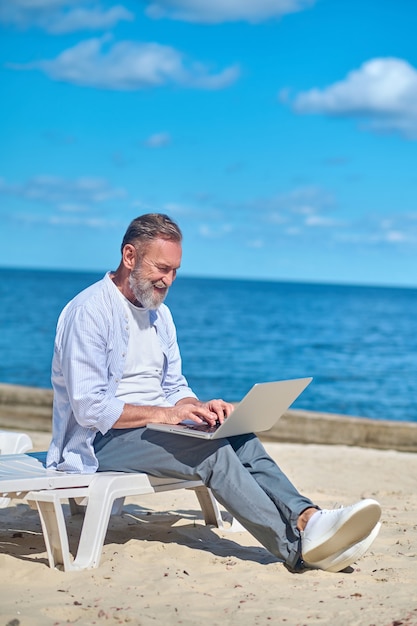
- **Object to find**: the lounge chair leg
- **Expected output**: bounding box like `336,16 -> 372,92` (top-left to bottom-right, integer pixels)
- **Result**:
111,497 -> 125,516
191,486 -> 224,528
70,474 -> 154,571
69,496 -> 124,517
69,498 -> 85,516
27,491 -> 74,571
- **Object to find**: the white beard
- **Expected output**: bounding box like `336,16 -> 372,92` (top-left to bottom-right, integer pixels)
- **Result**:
128,268 -> 168,309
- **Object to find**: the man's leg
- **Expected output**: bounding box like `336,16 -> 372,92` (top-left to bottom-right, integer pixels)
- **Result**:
94,428 -> 312,569
226,434 -> 381,570
228,433 -> 315,518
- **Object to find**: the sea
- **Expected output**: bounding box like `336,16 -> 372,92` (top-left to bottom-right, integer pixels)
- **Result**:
1,267 -> 416,423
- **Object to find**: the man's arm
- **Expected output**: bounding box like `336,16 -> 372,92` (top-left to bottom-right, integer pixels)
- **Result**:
112,396 -> 234,428
55,302 -> 126,434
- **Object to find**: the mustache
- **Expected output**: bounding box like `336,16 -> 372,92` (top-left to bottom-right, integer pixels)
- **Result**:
153,281 -> 168,289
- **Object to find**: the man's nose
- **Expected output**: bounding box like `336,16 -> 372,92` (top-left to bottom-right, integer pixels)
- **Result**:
163,270 -> 176,286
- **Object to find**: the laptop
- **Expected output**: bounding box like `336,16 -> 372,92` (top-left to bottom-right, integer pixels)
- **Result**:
146,377 -> 312,440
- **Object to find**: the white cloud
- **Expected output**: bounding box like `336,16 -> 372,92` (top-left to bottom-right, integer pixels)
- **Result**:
259,185 -> 336,221
47,5 -> 134,34
377,213 -> 417,244
384,230 -> 408,243
48,215 -> 113,227
266,196 -> 417,247
58,202 -> 89,212
14,211 -> 119,230
304,214 -> 340,227
247,238 -> 264,248
291,58 -> 417,139
145,132 -> 171,147
0,0 -> 133,33
145,0 -> 314,24
11,36 -> 240,90
334,212 -> 417,247
199,223 -> 233,238
0,175 -> 126,207
161,202 -> 192,215
192,185 -> 342,245
264,186 -> 347,232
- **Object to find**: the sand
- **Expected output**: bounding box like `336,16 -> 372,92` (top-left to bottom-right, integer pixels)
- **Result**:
1,432 -> 417,626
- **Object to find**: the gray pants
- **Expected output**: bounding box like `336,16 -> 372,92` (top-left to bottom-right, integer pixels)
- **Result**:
94,428 -> 315,570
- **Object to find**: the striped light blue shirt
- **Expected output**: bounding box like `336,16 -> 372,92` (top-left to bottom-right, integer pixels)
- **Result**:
46,273 -> 197,473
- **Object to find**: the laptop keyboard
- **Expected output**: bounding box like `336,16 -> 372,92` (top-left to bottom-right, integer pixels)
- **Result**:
186,422 -> 219,433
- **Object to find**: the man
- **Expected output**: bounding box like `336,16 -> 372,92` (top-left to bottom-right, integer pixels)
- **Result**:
47,213 -> 381,573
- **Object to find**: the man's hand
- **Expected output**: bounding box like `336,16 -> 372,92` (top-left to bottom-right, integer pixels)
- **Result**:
174,397 -> 234,426
201,398 -> 234,425
112,397 -> 234,429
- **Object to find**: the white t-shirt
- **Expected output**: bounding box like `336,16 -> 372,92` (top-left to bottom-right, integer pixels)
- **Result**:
114,291 -> 171,407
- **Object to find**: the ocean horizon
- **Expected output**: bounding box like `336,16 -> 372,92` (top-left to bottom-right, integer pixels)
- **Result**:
1,267 -> 416,423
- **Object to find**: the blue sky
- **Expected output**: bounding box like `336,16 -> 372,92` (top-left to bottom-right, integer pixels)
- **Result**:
1,0 -> 417,287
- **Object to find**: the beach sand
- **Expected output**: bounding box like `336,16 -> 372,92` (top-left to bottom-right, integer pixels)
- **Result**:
1,432 -> 417,626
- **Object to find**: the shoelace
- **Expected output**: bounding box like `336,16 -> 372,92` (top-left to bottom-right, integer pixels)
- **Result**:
318,503 -> 344,514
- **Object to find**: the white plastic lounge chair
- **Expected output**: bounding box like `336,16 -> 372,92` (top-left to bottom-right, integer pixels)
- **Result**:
0,430 -> 33,455
0,449 -> 224,571
0,430 -> 34,508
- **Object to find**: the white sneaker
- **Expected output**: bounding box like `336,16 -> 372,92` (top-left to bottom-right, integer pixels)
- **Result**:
308,521 -> 381,572
302,498 -> 381,566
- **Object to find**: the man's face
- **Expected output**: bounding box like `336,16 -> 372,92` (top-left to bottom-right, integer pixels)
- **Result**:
129,238 -> 182,309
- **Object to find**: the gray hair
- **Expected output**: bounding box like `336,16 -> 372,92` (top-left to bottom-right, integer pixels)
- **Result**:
121,213 -> 182,256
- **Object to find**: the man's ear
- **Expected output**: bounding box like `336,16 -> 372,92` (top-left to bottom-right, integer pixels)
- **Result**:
122,244 -> 137,271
